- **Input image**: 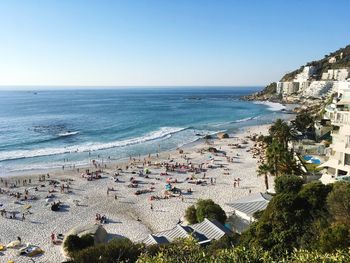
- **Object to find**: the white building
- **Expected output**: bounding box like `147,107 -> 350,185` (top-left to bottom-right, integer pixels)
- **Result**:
227,193 -> 272,233
140,218 -> 232,246
276,81 -> 300,95
320,81 -> 350,183
294,66 -> 317,82
300,81 -> 333,98
322,68 -> 350,81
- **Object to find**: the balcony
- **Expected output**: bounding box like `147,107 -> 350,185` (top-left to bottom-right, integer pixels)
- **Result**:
332,111 -> 350,126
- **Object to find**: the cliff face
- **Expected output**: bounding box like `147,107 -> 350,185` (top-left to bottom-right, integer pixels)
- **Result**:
242,82 -> 281,101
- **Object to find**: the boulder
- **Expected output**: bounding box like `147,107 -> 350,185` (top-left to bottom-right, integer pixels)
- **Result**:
62,224 -> 108,256
208,147 -> 218,153
217,132 -> 229,139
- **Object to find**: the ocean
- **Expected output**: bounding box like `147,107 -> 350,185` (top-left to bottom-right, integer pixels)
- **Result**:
0,87 -> 288,175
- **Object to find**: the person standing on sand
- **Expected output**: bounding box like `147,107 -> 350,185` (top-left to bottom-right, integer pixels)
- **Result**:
51,232 -> 55,244
150,204 -> 153,211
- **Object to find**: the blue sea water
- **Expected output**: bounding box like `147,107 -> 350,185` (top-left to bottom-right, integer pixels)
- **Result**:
0,87 -> 287,175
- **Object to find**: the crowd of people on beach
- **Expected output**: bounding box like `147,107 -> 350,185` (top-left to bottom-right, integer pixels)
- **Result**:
0,129 -> 267,263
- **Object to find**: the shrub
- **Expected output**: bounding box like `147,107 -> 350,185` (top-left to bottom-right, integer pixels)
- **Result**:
195,199 -> 227,224
64,234 -> 94,255
327,181 -> 350,224
70,238 -> 142,263
185,205 -> 198,224
319,224 -> 350,252
275,175 -> 304,194
185,199 -> 227,225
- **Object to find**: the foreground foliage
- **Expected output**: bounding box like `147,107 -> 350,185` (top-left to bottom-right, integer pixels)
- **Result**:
184,199 -> 227,224
66,178 -> 350,263
241,177 -> 350,257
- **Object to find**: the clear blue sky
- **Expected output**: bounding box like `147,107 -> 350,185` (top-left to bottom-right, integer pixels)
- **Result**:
1,0 -> 349,87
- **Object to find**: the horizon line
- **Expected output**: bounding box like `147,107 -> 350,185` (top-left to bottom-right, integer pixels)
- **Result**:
0,85 -> 265,91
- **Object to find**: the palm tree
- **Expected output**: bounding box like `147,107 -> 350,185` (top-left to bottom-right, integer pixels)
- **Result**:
269,119 -> 291,149
257,163 -> 270,190
266,139 -> 284,177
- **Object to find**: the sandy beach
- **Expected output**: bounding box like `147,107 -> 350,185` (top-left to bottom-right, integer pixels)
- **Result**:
0,124 -> 271,263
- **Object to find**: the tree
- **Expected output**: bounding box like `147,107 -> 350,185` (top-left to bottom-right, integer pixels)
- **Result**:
196,199 -> 227,224
185,205 -> 198,224
266,139 -> 284,177
185,199 -> 227,225
327,181 -> 350,225
266,140 -> 302,177
257,163 -> 270,190
319,224 -> 350,253
294,112 -> 314,133
241,190 -> 314,257
269,119 -> 291,149
298,181 -> 331,211
275,175 -> 304,194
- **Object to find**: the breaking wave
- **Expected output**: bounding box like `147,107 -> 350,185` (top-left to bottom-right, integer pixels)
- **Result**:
0,127 -> 186,161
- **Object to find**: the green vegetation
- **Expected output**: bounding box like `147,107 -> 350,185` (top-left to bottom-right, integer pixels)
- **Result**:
294,112 -> 314,133
241,178 -> 350,257
281,44 -> 350,81
65,179 -> 350,263
274,175 -> 304,194
184,199 -> 227,224
66,238 -> 143,263
257,163 -> 270,190
63,117 -> 350,263
327,182 -> 350,225
256,119 -> 305,190
64,234 -> 95,256
269,119 -> 291,148
241,82 -> 279,101
304,163 -> 322,175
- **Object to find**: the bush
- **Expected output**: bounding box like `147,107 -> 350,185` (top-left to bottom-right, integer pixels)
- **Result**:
298,181 -> 331,211
327,181 -> 350,225
319,224 -> 350,252
196,199 -> 227,224
185,205 -> 198,224
70,238 -> 142,263
275,175 -> 304,194
185,199 -> 227,225
64,234 -> 94,255
206,235 -> 239,255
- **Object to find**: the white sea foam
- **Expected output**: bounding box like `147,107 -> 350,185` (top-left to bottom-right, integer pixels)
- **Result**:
58,131 -> 79,137
232,116 -> 258,123
0,127 -> 186,161
211,116 -> 259,127
253,101 -> 286,111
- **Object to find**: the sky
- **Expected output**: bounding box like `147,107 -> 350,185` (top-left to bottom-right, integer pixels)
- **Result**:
0,0 -> 350,87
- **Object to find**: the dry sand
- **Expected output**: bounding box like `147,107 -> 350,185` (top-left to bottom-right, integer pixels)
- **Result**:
0,124 -> 271,263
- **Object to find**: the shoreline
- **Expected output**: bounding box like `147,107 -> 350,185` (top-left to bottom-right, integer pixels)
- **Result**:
1,108 -> 295,179
0,123 -> 266,180
0,122 -> 273,262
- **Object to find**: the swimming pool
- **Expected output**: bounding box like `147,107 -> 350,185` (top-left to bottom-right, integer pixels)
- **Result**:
303,155 -> 321,165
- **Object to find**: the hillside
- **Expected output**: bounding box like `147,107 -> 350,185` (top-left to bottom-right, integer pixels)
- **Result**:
281,44 -> 350,81
243,44 -> 350,101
